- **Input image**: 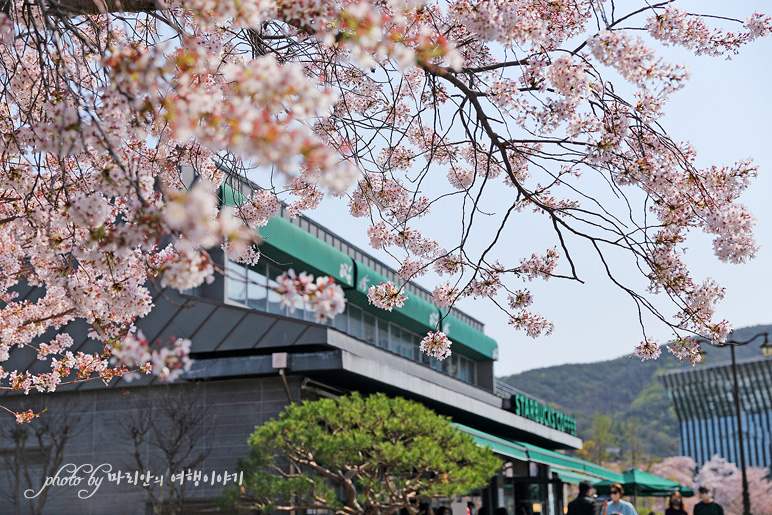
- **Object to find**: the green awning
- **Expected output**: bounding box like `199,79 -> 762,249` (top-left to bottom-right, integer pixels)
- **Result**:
218,185 -> 355,287
553,469 -> 596,484
593,469 -> 693,497
454,424 -> 529,461
220,182 -> 247,207
439,313 -> 498,361
455,423 -> 622,482
259,216 -> 356,288
518,442 -> 623,482
350,262 -> 499,360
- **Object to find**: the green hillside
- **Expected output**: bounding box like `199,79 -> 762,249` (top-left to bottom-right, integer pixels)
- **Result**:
498,324 -> 772,463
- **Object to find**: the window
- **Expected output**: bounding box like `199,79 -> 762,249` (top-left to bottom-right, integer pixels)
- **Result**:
266,264 -> 286,315
246,266 -> 267,310
377,318 -> 389,349
349,305 -> 364,340
227,262 -> 247,304
303,301 -> 317,322
334,305 -> 348,332
363,312 -> 377,346
388,323 -> 401,355
399,329 -> 415,359
223,257 -> 483,387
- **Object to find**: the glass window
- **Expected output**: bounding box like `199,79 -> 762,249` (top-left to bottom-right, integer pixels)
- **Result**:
349,305 -> 364,340
266,264 -> 286,315
246,266 -> 266,311
304,302 -> 317,322
454,355 -> 463,380
290,303 -> 305,320
334,304 -> 348,332
442,353 -> 453,374
388,323 -> 401,355
363,312 -> 377,346
377,318 -> 389,349
400,329 -> 415,359
459,356 -> 470,383
227,262 -> 247,304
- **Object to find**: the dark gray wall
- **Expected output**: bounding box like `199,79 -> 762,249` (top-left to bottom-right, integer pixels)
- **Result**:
0,376 -> 302,515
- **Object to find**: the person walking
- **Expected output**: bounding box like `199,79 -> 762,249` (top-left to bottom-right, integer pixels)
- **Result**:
602,484 -> 637,515
665,492 -> 687,515
567,480 -> 597,515
693,486 -> 723,515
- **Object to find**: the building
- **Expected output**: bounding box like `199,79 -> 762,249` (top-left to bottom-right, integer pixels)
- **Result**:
660,356 -> 772,469
1,177 -> 622,514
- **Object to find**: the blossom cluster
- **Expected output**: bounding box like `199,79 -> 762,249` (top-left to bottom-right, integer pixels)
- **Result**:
508,310 -> 555,339
110,331 -> 193,383
451,0 -> 593,50
519,249 -> 560,281
647,6 -> 772,58
432,282 -> 459,308
634,338 -> 662,362
274,269 -> 346,322
350,173 -> 431,224
367,281 -> 408,311
666,337 -> 703,365
419,331 -> 452,360
588,30 -> 690,96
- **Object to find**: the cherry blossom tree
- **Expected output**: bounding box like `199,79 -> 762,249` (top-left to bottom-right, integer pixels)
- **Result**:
0,0 -> 770,419
652,455 -> 772,515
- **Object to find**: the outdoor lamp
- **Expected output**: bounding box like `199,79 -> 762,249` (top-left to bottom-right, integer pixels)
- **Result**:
760,333 -> 772,358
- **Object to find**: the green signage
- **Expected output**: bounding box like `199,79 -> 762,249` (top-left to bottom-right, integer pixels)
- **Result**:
512,394 -> 577,436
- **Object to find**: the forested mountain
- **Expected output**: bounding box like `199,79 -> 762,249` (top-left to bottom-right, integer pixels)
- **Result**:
498,324 -> 772,464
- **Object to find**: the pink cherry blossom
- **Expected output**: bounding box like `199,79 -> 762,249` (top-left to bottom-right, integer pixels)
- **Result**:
419,331 -> 452,360
367,281 -> 408,311
634,338 -> 662,362
275,269 -> 346,322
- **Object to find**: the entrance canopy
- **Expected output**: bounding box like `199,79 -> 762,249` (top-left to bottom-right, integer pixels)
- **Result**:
593,469 -> 694,497
454,424 -> 622,482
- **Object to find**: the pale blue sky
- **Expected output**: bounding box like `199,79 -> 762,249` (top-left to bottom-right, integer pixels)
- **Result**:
305,1 -> 772,376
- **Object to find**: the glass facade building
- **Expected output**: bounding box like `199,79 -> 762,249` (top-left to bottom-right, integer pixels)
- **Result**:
660,357 -> 772,468
226,259 -> 479,384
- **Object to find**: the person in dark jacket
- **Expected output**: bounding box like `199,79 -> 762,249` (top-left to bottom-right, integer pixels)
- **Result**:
665,492 -> 687,515
567,481 -> 597,515
694,486 -> 723,515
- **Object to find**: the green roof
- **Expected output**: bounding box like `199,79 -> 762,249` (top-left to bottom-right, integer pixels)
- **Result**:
352,262 -> 498,360
258,216 -> 356,288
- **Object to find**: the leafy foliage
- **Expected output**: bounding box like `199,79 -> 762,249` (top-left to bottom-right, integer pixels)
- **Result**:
227,393 -> 500,513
